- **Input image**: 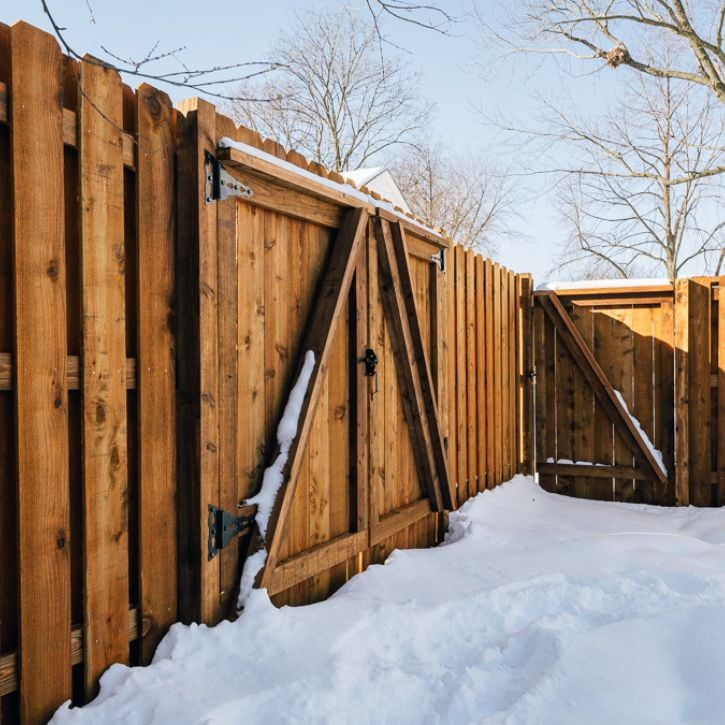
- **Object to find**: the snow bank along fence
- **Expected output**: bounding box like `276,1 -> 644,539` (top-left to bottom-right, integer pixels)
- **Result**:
0,22 -> 532,722
534,279 -> 724,507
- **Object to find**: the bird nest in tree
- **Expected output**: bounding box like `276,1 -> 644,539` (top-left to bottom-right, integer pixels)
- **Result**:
605,46 -> 630,68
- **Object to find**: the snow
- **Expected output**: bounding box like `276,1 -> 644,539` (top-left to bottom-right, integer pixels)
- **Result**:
238,350 -> 315,607
537,277 -> 671,291
218,137 -> 437,237
51,476 -> 725,725
613,389 -> 668,476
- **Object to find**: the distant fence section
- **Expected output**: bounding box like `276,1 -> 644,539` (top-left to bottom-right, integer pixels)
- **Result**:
0,21 -> 531,723
534,279 -> 724,507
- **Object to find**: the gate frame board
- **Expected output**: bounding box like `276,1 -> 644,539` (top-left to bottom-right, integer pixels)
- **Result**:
535,291 -> 669,494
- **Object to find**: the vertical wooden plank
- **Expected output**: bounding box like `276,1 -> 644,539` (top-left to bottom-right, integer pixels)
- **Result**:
475,257 -> 487,491
484,259 -> 495,488
175,98 -> 220,623
236,202 -> 265,502
308,375 -> 331,600
507,270 -> 517,480
555,310 -> 574,497
465,251 -> 477,497
493,264 -> 502,485
655,301 -> 675,500
688,280 -> 711,506
500,269 -> 511,482
674,280 -> 690,506
446,243 -> 457,503
78,56 -> 129,696
368,217 -> 385,544
10,21 -> 72,720
0,22 -> 19,724
717,279 -> 725,506
383,314 -> 398,516
591,309 -> 614,500
214,113 -> 240,614
454,246 -> 467,502
135,85 -> 176,663
630,305 -> 655,503
355,247 -> 370,535
570,304 -> 594,498
433,240 -> 450,501
608,306 -> 635,501
517,275 -> 533,474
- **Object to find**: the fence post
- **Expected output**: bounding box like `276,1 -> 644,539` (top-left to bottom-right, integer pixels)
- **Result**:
517,274 -> 533,474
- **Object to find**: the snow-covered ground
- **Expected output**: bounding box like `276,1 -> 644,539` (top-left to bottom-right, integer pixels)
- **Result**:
52,477 -> 725,725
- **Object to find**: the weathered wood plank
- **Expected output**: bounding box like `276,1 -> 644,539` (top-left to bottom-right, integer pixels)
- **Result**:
717,279 -> 725,505
135,83 -> 177,662
78,55 -> 129,696
10,22 -> 72,721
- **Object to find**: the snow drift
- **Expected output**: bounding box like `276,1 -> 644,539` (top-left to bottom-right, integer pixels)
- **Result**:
52,477 -> 725,724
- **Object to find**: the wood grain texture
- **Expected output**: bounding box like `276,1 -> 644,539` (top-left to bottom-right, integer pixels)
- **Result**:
78,55 -> 130,697
135,84 -> 177,661
10,22 -> 72,722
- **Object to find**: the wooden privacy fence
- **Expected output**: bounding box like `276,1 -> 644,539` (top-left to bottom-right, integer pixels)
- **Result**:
0,21 -> 531,722
534,279 -> 724,507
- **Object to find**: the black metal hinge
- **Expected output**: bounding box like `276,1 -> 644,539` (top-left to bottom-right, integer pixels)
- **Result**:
207,503 -> 256,560
204,150 -> 253,204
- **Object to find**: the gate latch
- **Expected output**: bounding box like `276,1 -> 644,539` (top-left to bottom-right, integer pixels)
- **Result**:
207,503 -> 256,560
362,348 -> 378,377
205,150 -> 253,204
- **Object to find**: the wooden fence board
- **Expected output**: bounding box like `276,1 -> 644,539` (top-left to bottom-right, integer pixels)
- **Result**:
688,280 -> 712,506
135,84 -> 177,662
78,56 -> 129,697
10,21 -> 72,722
465,251 -> 477,496
476,257 -> 487,491
718,279 -> 725,505
454,246 -> 467,501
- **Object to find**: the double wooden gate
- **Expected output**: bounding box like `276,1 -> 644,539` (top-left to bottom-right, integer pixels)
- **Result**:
178,113 -> 454,619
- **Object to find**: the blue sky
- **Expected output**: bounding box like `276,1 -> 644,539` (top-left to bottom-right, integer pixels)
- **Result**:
3,0 -> 629,280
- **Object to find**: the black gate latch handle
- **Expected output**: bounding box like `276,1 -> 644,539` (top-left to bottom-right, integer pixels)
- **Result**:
362,348 -> 378,377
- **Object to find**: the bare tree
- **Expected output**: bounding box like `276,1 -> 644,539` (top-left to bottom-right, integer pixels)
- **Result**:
227,3 -> 431,171
389,139 -> 517,255
491,0 -> 725,104
543,75 -> 724,281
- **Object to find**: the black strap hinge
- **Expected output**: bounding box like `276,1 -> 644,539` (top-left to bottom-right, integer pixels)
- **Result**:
207,503 -> 257,560
204,150 -> 253,204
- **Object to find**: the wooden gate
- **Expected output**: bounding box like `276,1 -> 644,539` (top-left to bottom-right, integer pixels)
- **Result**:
177,113 -> 452,617
533,280 -> 724,506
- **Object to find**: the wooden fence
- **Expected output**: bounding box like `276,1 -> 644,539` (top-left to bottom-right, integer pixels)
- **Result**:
0,21 -> 531,722
534,279 -> 724,507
